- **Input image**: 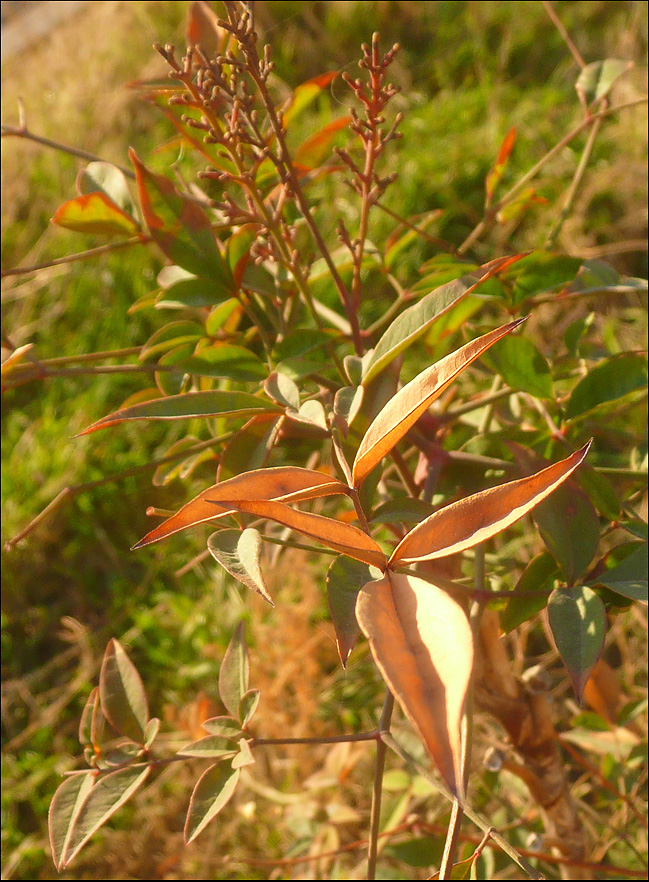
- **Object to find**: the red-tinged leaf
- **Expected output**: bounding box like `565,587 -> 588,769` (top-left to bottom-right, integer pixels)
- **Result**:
219,622 -> 249,719
133,467 -> 350,548
238,689 -> 260,728
353,319 -> 526,487
548,586 -> 607,702
390,443 -> 592,566
208,528 -> 273,605
76,161 -> 137,218
79,391 -> 280,435
362,255 -> 525,386
326,556 -> 372,666
295,116 -> 352,168
356,572 -> 473,796
184,764 -> 240,844
212,498 -> 387,569
283,71 -> 339,128
129,148 -> 234,285
52,192 -> 141,237
49,773 -> 95,871
485,126 -> 516,205
186,0 -> 229,57
177,735 -> 239,759
495,188 -> 547,224
57,765 -> 151,869
99,639 -> 149,744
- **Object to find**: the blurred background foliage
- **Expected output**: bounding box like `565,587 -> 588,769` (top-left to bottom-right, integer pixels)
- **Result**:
1,1 -> 647,879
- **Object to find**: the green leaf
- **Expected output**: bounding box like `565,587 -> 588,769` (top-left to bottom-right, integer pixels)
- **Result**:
362,256 -> 522,386
173,345 -> 267,381
326,556 -> 372,666
499,252 -> 582,307
208,529 -> 273,605
99,639 -> 149,744
129,148 -> 235,287
140,319 -> 204,361
232,738 -> 255,769
80,391 -> 281,434
51,192 -> 141,237
385,836 -> 444,869
144,718 -> 160,749
219,622 -> 249,719
202,716 -> 243,738
576,59 -> 633,105
283,71 -> 338,127
501,552 -> 559,633
77,161 -> 137,217
484,335 -> 553,399
548,586 -> 607,702
177,735 -> 239,759
49,773 -> 95,871
565,353 -> 648,420
156,275 -> 231,309
238,689 -> 260,727
370,497 -> 436,526
588,543 -> 648,603
57,765 -> 151,869
184,764 -> 240,844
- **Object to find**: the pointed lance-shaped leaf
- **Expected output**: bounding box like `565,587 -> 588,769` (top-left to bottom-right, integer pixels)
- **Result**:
184,764 -> 241,845
326,556 -> 372,666
208,528 -> 273,605
210,498 -> 387,569
391,442 -> 591,566
219,622 -> 249,719
353,318 -> 526,487
356,573 -> 473,796
79,390 -> 281,435
134,466 -> 350,548
548,586 -> 607,703
362,255 -> 525,387
49,773 -> 95,872
57,765 -> 151,869
99,639 -> 149,744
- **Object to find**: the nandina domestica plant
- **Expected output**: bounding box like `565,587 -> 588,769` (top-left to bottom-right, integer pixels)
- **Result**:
2,2 -> 647,879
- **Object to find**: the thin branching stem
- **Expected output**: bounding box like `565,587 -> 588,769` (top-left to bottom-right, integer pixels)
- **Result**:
367,689 -> 395,880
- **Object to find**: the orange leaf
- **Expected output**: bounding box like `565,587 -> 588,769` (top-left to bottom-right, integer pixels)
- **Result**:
390,442 -> 591,566
209,498 -> 387,569
133,467 -> 350,548
352,318 -> 525,487
356,572 -> 473,795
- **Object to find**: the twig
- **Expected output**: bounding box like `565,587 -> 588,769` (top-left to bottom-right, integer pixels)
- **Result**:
541,1 -> 586,69
367,689 -> 395,880
1,237 -> 144,278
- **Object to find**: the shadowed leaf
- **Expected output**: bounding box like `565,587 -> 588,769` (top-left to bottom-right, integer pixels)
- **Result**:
484,334 -> 553,399
391,443 -> 591,566
353,319 -> 525,487
219,622 -> 249,719
57,766 -> 151,869
184,765 -> 241,844
134,467 -> 350,548
326,556 -> 372,666
501,552 -> 560,633
99,639 -> 149,744
356,573 -> 473,796
80,390 -> 280,435
211,498 -> 387,569
588,543 -> 648,603
362,256 -> 524,386
208,528 -> 273,605
548,586 -> 607,702
217,414 -> 281,483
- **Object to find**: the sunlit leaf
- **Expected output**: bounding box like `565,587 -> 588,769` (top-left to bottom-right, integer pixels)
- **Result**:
390,443 -> 591,565
177,735 -> 239,759
129,148 -> 234,287
353,319 -> 525,487
80,391 -> 281,435
184,763 -> 240,844
208,528 -> 273,605
548,586 -> 607,702
238,689 -> 260,727
588,543 -> 648,603
173,345 -> 267,381
356,572 -> 473,796
326,556 -> 372,666
484,335 -> 553,399
78,687 -> 100,748
134,466 -> 350,548
283,71 -> 339,127
58,765 -> 151,869
264,371 -> 300,411
219,622 -> 249,719
576,59 -> 633,105
362,256 -> 523,386
52,192 -> 141,237
77,161 -> 137,218
209,498 -> 387,569
99,639 -> 149,744
232,738 -> 255,768
202,716 -> 243,738
49,773 -> 95,871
